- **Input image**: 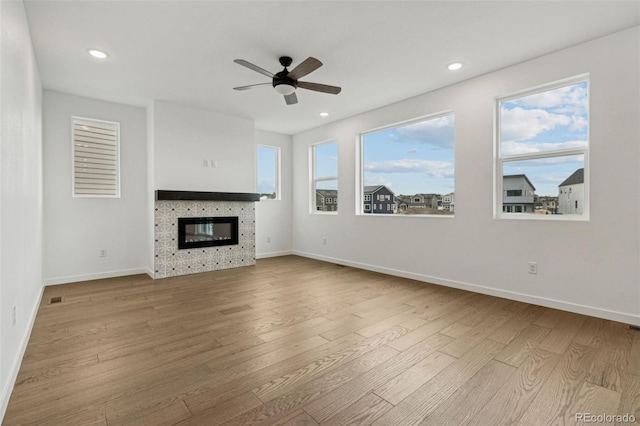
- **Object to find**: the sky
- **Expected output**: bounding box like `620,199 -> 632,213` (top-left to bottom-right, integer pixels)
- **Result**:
262,81 -> 587,199
257,145 -> 277,195
314,142 -> 338,190
500,80 -> 588,196
363,113 -> 455,195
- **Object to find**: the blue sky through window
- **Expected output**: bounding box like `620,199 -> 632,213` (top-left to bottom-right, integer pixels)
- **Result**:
315,142 -> 338,190
500,81 -> 588,196
257,146 -> 277,197
362,114 -> 455,196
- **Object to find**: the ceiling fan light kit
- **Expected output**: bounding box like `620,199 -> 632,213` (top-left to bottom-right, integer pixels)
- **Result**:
233,56 -> 341,105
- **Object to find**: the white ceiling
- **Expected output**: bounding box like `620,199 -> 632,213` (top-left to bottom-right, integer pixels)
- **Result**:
23,1 -> 639,135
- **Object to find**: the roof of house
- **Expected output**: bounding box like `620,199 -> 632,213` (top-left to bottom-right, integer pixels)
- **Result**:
503,174 -> 536,191
316,189 -> 338,197
363,185 -> 395,195
558,168 -> 584,187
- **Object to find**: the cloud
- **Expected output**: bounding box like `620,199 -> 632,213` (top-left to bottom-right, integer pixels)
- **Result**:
257,181 -> 275,193
509,83 -> 587,115
501,107 -> 571,142
408,148 -> 419,154
364,175 -> 393,188
570,115 -> 587,132
364,159 -> 454,178
393,114 -> 455,149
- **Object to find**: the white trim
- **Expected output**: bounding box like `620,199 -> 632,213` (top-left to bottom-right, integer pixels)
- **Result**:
498,73 -> 590,104
71,116 -> 121,198
495,75 -> 589,220
44,268 -> 150,286
0,286 -> 44,423
310,140 -> 339,214
357,111 -> 455,216
292,250 -> 640,326
359,109 -> 455,137
256,250 -> 293,259
257,144 -> 281,201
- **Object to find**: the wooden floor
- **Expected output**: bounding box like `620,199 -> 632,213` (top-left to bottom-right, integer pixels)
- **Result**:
4,256 -> 639,425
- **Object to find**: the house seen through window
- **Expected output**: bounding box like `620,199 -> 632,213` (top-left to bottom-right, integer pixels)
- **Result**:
312,141 -> 338,213
360,112 -> 455,215
497,76 -> 588,218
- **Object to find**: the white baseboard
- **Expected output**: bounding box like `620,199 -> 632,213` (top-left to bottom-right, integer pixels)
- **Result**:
292,250 -> 640,326
44,268 -> 151,286
0,285 -> 44,423
256,250 -> 293,259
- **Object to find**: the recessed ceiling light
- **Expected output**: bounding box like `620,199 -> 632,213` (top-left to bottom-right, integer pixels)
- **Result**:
447,62 -> 463,71
320,112 -> 329,117
87,49 -> 109,59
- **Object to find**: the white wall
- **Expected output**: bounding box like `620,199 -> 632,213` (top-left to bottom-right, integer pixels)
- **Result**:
0,0 -> 43,420
151,101 -> 255,193
255,130 -> 293,258
43,91 -> 148,284
291,27 -> 640,325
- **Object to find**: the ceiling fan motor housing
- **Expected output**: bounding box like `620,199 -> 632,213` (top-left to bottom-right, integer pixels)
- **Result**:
273,70 -> 298,92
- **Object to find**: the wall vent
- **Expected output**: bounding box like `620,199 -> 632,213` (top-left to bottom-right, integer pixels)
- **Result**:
49,296 -> 63,304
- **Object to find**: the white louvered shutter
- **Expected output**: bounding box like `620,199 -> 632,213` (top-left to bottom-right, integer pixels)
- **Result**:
72,117 -> 120,197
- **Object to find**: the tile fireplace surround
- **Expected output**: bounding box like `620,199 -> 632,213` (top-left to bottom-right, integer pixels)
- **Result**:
154,190 -> 260,279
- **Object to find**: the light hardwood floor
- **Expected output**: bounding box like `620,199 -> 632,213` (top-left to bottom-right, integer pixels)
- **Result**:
4,255 -> 639,425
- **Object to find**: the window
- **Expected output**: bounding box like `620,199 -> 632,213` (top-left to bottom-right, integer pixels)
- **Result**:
360,112 -> 454,216
364,194 -> 371,201
497,77 -> 588,218
257,145 -> 280,200
72,117 -> 120,197
311,141 -> 338,213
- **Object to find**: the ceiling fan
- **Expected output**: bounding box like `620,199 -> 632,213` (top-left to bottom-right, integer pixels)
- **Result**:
233,56 -> 341,105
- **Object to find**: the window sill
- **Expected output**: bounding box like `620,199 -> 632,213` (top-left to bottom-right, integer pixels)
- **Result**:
496,213 -> 589,222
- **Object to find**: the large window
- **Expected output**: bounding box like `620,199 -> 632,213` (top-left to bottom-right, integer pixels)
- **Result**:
360,112 -> 455,215
72,117 -> 120,197
311,141 -> 338,213
257,145 -> 280,200
497,76 -> 589,218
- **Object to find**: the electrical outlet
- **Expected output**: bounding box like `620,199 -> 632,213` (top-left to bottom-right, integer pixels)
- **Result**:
266,236 -> 271,243
528,262 -> 538,274
99,249 -> 107,257
12,305 -> 16,326
322,237 -> 327,245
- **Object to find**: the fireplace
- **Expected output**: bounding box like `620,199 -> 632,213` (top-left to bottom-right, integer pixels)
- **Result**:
154,190 -> 259,279
178,216 -> 239,249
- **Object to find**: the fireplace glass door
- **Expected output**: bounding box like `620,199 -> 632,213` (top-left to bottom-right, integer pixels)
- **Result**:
178,217 -> 239,249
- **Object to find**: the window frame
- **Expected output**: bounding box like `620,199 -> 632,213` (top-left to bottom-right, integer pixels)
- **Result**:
256,144 -> 281,201
71,116 -> 120,198
495,75 -> 590,221
310,140 -> 338,214
357,111 -> 455,217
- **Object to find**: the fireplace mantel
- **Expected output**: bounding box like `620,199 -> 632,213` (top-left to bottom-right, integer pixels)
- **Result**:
156,190 -> 260,202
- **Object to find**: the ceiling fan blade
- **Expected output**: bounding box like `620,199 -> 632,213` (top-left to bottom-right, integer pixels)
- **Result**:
233,83 -> 272,91
288,57 -> 322,80
233,59 -> 274,78
298,81 -> 342,95
284,92 -> 298,105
